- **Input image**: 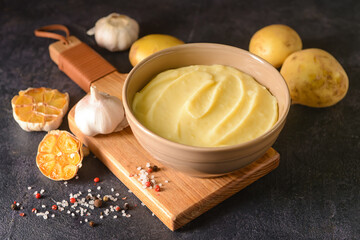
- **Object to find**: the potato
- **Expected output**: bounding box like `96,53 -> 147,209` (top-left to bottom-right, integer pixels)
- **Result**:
249,24 -> 302,68
280,48 -> 349,107
129,34 -> 184,66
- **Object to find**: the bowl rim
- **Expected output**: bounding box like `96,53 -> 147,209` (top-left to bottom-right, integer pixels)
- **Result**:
123,43 -> 291,153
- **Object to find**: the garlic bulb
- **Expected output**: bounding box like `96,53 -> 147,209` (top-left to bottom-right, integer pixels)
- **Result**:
75,86 -> 128,136
87,13 -> 139,52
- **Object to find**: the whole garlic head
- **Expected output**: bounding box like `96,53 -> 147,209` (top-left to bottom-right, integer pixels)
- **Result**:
87,13 -> 139,52
75,86 -> 128,136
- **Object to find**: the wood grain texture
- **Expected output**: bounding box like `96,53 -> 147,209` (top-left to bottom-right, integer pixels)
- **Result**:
50,37 -> 280,230
69,106 -> 279,230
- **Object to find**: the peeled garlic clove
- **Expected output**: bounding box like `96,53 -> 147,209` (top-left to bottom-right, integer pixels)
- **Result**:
87,13 -> 139,52
75,86 -> 128,136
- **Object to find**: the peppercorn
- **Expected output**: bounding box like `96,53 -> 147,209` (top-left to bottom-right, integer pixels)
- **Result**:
123,203 -> 129,210
155,185 -> 161,192
86,195 -> 92,201
35,193 -> 41,199
89,221 -> 95,227
103,196 -> 109,202
94,199 -> 103,208
147,167 -> 153,173
70,197 -> 76,203
32,208 -> 37,213
94,177 -> 100,183
152,165 -> 159,172
115,206 -> 121,212
11,204 -> 18,210
145,181 -> 151,187
19,213 -> 25,217
52,205 -> 58,210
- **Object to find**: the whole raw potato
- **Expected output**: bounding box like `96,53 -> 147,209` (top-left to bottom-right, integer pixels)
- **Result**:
249,24 -> 302,68
129,34 -> 184,66
280,48 -> 349,107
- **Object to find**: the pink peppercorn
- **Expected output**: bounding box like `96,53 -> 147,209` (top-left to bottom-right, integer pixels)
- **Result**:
35,193 -> 41,199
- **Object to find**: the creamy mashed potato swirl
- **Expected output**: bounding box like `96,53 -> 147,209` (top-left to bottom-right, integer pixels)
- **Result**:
132,65 -> 278,147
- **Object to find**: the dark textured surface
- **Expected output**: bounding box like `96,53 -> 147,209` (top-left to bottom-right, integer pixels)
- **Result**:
1,0 -> 359,239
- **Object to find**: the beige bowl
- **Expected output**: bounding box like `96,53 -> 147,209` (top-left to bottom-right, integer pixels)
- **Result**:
123,43 -> 290,177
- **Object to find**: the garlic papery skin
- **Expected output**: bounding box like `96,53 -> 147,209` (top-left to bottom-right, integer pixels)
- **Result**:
75,86 -> 128,136
87,13 -> 139,52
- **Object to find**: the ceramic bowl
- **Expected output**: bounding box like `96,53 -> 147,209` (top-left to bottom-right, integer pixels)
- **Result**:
122,43 -> 290,177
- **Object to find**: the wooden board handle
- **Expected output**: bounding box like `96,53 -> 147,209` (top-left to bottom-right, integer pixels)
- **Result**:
48,36 -> 116,92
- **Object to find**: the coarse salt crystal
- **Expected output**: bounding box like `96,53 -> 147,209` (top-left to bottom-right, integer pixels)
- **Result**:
100,215 -> 103,219
64,181 -> 67,185
126,214 -> 131,218
80,221 -> 82,224
27,186 -> 32,190
159,183 -> 162,187
121,210 -> 125,213
16,203 -> 20,206
84,219 -> 88,222
43,215 -> 48,219
111,188 -> 114,192
42,205 -> 46,208
88,189 -> 91,193
137,167 -> 142,170
113,215 -> 117,219
51,214 -> 55,218
45,211 -> 49,215
152,213 -> 155,216
141,202 -> 146,206
97,194 -> 100,198
75,210 -> 80,213
151,175 -> 155,179
97,186 -> 101,190
71,213 -> 75,217
128,190 -> 132,193
165,180 -> 169,183
75,176 -> 79,179
34,191 -> 38,195
146,163 -> 151,168
122,213 -> 126,216
67,210 -> 71,214
115,193 -> 119,196
40,189 -> 45,194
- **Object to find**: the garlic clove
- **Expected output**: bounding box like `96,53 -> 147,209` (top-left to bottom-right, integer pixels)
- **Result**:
86,27 -> 95,36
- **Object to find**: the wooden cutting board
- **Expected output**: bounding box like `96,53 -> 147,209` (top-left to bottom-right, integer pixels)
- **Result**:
49,36 -> 280,230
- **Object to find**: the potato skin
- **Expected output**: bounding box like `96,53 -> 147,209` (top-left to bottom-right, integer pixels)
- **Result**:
280,48 -> 349,107
129,34 -> 184,66
249,24 -> 302,68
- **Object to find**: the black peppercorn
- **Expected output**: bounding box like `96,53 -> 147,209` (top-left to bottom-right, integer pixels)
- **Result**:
94,199 -> 103,208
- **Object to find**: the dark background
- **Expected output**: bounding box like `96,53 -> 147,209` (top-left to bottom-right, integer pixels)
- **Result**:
1,0 -> 359,239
